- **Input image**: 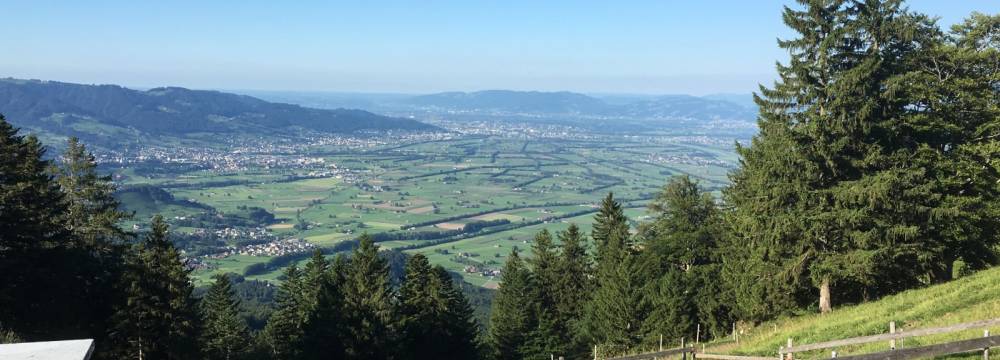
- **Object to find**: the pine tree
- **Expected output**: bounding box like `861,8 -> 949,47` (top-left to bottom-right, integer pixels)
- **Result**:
584,193 -> 645,356
398,253 -> 437,360
430,266 -> 481,360
52,137 -> 130,251
201,274 -> 250,360
640,176 -> 730,340
521,229 -> 571,359
110,215 -> 200,360
301,250 -> 329,312
723,0 -> 998,317
583,236 -> 645,356
259,266 -> 307,360
876,11 -> 1000,282
489,250 -> 534,360
397,254 -> 481,360
341,234 -> 396,360
0,115 -> 73,337
52,137 -> 131,351
527,229 -> 559,310
722,0 -> 847,320
592,192 -> 630,262
302,254 -> 346,360
553,224 -> 592,358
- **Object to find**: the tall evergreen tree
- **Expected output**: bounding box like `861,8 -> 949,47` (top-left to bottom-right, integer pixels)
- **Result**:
201,274 -> 250,360
640,176 -> 731,341
553,224 -> 592,358
52,137 -> 130,251
259,266 -> 308,360
110,215 -> 200,360
583,193 -> 645,356
430,266 -> 481,360
521,229 -> 569,359
52,137 -> 131,353
489,250 -> 534,360
723,0 -> 846,320
341,234 -> 397,360
0,115 -> 73,338
722,0 -> 961,316
398,253 -> 438,360
527,229 -> 560,310
592,192 -> 630,262
398,254 -> 481,359
302,254 -> 347,360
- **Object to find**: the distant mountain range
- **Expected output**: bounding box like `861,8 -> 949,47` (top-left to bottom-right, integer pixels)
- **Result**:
0,78 -> 439,147
400,90 -> 756,121
405,90 -> 609,114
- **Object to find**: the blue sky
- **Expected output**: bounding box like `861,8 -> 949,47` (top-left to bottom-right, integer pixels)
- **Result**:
1,1 -> 995,95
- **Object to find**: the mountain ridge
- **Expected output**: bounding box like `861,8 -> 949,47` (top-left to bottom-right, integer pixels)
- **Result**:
0,78 -> 440,144
402,89 -> 756,121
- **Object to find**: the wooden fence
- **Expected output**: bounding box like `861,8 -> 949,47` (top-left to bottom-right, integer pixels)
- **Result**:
601,318 -> 1000,360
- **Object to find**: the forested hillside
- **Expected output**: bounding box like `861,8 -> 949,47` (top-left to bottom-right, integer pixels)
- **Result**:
0,78 -> 439,147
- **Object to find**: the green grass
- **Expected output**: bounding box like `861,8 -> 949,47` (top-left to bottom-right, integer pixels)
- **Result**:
709,267 -> 1000,358
191,255 -> 272,285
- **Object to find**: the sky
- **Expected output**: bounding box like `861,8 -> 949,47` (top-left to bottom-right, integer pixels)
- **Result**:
1,1 -> 995,95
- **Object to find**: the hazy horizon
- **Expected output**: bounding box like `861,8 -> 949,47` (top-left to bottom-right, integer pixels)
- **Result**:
2,0 -> 992,95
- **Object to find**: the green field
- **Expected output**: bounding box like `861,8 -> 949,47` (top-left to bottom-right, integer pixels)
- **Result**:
124,135 -> 736,285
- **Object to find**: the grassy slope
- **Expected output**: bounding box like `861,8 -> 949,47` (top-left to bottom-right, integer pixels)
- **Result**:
709,267 -> 1000,358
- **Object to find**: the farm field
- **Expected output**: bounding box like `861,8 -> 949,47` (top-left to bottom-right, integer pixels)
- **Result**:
121,134 -> 737,286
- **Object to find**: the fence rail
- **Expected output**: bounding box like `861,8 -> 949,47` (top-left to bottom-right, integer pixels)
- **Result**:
606,346 -> 694,360
600,318 -> 1000,360
695,353 -> 775,360
781,318 -> 1000,354
833,334 -> 1000,360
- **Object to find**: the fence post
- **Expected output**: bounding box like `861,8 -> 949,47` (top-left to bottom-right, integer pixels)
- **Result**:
660,334 -> 664,351
831,351 -> 837,358
985,329 -> 991,360
594,345 -> 598,360
786,338 -> 793,360
890,321 -> 896,350
681,337 -> 687,360
697,324 -> 701,344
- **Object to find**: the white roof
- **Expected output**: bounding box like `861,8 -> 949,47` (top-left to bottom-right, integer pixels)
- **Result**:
0,339 -> 94,360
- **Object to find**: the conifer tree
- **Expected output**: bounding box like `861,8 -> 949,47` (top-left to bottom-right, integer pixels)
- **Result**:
302,254 -> 346,360
201,274 -> 250,360
398,253 -> 437,360
301,250 -> 329,312
0,115 -> 72,337
723,0 -> 999,317
592,192 -> 630,262
430,266 -> 481,360
640,176 -> 730,340
259,266 -> 307,360
583,234 -> 645,356
527,229 -> 559,310
553,224 -> 592,358
584,193 -> 645,356
489,250 -> 534,360
522,229 -> 571,359
110,215 -> 200,360
52,137 -> 131,350
52,137 -> 130,251
341,234 -> 396,360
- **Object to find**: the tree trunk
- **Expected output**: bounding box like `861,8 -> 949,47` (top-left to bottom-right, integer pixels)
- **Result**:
819,277 -> 832,314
